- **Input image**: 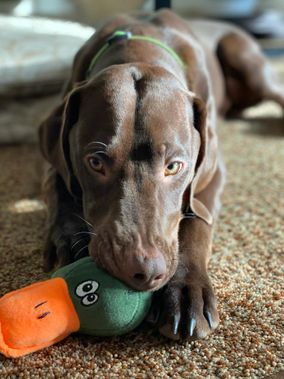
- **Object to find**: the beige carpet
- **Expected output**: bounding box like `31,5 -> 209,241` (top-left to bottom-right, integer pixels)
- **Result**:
0,61 -> 283,378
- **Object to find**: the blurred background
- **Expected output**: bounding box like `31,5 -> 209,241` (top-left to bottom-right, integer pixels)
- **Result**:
1,0 -> 284,38
0,0 -> 283,143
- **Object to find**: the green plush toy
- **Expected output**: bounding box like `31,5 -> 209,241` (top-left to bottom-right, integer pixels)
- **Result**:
0,257 -> 152,358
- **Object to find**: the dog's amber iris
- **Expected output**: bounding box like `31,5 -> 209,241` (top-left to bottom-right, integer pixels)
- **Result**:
164,162 -> 183,176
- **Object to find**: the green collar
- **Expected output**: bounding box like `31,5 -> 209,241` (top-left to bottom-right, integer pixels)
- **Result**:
86,30 -> 185,78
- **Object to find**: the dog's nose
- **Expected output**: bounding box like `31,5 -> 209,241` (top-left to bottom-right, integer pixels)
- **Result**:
126,248 -> 167,290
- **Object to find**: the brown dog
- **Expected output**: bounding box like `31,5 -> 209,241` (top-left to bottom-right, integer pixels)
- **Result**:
39,9 -> 284,340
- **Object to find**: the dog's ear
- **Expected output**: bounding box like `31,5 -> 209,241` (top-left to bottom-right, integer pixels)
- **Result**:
185,95 -> 214,225
192,96 -> 207,175
39,82 -> 87,195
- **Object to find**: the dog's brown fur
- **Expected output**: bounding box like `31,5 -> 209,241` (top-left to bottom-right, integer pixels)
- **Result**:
39,10 -> 284,340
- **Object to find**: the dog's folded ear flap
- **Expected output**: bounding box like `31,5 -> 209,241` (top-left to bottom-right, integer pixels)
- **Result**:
186,95 -> 214,225
39,82 -> 87,195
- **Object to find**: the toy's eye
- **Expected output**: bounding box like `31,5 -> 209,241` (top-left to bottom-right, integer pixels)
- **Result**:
164,161 -> 183,176
75,280 -> 99,297
81,293 -> 98,306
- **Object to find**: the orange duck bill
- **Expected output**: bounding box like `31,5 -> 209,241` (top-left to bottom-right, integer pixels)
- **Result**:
0,278 -> 80,358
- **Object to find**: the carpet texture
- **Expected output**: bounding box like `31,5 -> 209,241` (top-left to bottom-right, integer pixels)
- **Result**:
0,60 -> 283,379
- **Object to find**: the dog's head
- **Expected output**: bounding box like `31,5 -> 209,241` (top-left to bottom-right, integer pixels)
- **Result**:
39,64 -> 208,291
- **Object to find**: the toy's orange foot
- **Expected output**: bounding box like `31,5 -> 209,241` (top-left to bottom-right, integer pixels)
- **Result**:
0,278 -> 79,357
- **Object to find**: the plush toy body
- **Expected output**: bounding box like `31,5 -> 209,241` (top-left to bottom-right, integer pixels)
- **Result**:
0,257 -> 152,358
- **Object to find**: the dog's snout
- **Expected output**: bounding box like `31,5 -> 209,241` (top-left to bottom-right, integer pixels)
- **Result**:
126,247 -> 167,290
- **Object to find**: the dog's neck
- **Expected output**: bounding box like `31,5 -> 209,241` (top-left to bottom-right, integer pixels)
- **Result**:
87,30 -> 185,77
86,30 -> 187,86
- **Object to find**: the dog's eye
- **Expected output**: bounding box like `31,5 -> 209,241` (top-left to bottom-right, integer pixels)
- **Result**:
86,154 -> 105,175
75,280 -> 99,297
165,162 -> 183,176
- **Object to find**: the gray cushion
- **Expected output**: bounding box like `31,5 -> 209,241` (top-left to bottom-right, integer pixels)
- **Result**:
0,15 -> 94,97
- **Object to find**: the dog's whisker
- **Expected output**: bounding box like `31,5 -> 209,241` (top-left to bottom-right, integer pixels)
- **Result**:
74,231 -> 88,236
74,231 -> 97,237
71,238 -> 86,251
95,150 -> 108,156
86,141 -> 108,150
73,231 -> 97,236
74,214 -> 95,231
74,244 -> 89,259
85,231 -> 97,237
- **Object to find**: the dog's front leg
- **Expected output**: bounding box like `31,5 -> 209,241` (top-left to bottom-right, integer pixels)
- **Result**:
155,218 -> 219,340
42,167 -> 89,271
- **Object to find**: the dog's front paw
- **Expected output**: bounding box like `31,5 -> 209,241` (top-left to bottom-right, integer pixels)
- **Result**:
148,271 -> 219,340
